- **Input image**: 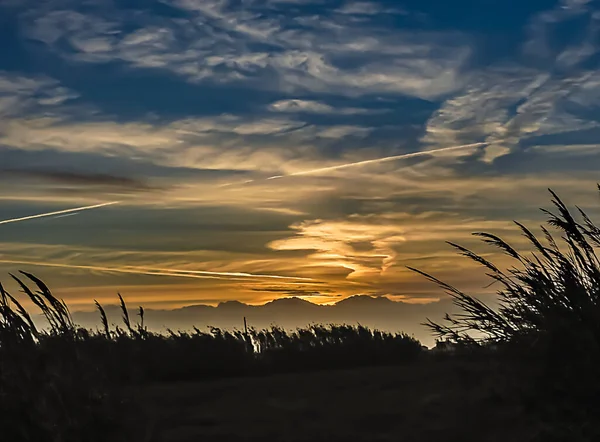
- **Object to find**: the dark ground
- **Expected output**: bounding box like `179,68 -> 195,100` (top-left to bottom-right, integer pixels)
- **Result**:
135,355 -> 545,442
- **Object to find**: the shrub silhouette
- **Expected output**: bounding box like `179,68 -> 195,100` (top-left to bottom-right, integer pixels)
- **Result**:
0,272 -> 135,442
410,187 -> 600,350
410,186 -> 600,433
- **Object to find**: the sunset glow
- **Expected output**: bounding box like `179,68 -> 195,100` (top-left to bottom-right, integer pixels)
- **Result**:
2,0 -> 600,340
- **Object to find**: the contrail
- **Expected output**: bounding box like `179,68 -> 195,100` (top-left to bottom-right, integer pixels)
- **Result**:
266,142 -> 488,180
52,212 -> 81,220
0,201 -> 120,226
0,260 -> 225,280
0,260 -> 316,283
218,179 -> 255,188
122,265 -> 313,281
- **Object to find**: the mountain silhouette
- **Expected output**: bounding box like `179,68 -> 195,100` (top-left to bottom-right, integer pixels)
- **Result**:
71,295 -> 454,346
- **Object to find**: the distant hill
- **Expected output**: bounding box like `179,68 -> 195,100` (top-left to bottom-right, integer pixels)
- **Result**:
71,295 -> 454,347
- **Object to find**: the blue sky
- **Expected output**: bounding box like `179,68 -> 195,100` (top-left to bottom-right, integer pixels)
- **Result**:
1,0 -> 600,316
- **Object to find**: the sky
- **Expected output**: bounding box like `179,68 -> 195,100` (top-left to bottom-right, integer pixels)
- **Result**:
2,0 -> 600,332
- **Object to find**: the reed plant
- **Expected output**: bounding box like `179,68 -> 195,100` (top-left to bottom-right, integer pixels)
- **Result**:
410,186 -> 600,435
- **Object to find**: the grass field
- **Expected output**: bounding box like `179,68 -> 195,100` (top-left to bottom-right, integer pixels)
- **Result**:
138,355 -> 539,442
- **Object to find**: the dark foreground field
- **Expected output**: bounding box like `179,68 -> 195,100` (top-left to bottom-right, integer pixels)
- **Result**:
138,355 -> 540,442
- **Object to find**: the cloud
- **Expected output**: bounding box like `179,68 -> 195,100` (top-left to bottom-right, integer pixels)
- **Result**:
412,0 -> 600,163
420,0 -> 600,163
266,210 -> 524,283
268,217 -> 403,279
251,286 -> 338,298
0,71 -> 79,117
1,169 -> 155,191
335,2 -> 406,16
20,0 -> 470,99
0,92 -> 390,191
423,67 -> 600,163
380,294 -> 441,305
310,125 -> 372,138
262,48 -> 468,99
524,0 -> 598,63
268,99 -> 385,115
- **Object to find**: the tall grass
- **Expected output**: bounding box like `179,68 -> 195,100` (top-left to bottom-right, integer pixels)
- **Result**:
410,186 -> 600,434
0,272 -> 136,442
0,271 -> 422,439
410,187 -> 600,349
77,289 -> 422,383
87,320 -> 422,383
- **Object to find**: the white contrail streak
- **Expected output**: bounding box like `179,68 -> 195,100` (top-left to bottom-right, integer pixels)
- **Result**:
0,260 -> 317,283
0,260 -> 225,280
52,212 -> 81,220
218,179 -> 255,188
122,265 -> 313,281
0,201 -> 120,225
266,142 -> 488,180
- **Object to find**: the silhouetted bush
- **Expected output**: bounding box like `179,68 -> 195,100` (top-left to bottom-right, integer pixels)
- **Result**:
413,188 -> 600,349
412,186 -> 600,437
0,272 -> 136,442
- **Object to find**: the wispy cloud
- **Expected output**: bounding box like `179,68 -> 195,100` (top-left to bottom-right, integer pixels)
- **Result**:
20,0 -> 470,99
268,99 -> 385,115
267,211 -> 521,283
334,2 -> 406,16
421,0 -> 600,163
2,169 -> 155,192
0,71 -> 78,117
